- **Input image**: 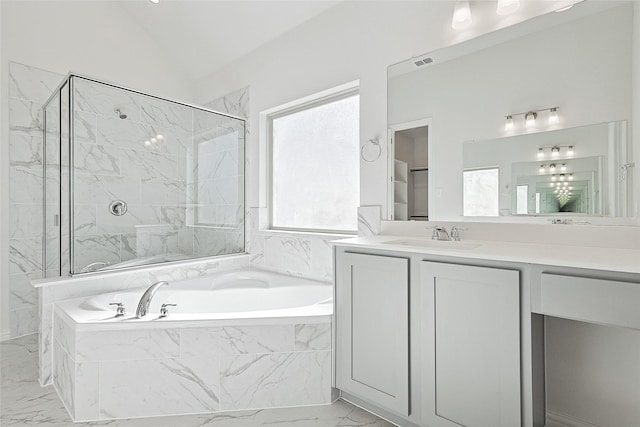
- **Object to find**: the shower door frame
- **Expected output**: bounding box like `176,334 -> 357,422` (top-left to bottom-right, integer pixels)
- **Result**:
42,73 -> 247,277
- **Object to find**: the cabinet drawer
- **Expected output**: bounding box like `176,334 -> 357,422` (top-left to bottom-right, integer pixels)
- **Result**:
541,273 -> 640,330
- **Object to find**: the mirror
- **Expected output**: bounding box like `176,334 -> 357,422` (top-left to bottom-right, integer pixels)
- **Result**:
463,121 -> 628,217
387,1 -> 637,223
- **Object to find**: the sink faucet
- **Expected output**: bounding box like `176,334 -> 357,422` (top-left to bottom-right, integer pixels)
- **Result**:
431,226 -> 450,241
136,281 -> 169,318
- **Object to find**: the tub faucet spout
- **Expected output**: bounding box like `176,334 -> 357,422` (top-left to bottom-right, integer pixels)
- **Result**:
136,281 -> 169,318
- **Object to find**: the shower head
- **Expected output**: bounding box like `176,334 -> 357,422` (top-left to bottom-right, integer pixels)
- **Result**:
114,108 -> 127,120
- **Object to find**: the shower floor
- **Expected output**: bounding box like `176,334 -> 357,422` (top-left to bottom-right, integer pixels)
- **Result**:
1,334 -> 393,426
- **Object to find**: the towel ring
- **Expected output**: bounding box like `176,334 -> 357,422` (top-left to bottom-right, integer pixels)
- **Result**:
361,138 -> 381,162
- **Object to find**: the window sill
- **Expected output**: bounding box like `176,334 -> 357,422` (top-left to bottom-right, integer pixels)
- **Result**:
256,228 -> 355,240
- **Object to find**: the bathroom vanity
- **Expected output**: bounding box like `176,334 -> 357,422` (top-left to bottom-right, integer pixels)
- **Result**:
333,236 -> 640,427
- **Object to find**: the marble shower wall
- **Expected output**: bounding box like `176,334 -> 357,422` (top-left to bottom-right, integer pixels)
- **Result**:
8,62 -> 64,339
71,76 -> 246,272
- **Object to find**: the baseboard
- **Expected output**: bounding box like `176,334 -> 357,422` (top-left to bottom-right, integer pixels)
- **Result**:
546,410 -> 603,427
340,391 -> 419,427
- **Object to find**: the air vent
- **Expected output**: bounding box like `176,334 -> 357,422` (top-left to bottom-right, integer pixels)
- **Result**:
414,57 -> 433,67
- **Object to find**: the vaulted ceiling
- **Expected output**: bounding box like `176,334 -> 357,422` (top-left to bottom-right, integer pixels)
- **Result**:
118,1 -> 341,82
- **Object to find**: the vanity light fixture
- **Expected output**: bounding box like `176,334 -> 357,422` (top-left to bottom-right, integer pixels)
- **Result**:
549,163 -> 556,172
551,146 -> 560,157
560,163 -> 567,171
537,148 -> 544,158
539,165 -> 545,173
525,111 -> 537,128
505,115 -> 515,131
452,0 -> 472,29
569,174 -> 574,180
559,174 -> 565,181
496,0 -> 520,15
551,174 -> 556,181
506,107 -> 559,131
567,146 -> 574,155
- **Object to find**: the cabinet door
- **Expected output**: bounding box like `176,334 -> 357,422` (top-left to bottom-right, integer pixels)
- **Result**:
336,252 -> 409,415
420,261 -> 520,427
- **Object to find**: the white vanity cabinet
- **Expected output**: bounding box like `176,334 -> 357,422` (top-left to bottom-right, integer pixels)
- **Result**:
420,261 -> 521,427
335,252 -> 410,416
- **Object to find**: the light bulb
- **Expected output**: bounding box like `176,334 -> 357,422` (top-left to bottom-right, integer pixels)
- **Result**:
569,174 -> 574,180
539,165 -> 545,173
525,111 -> 537,128
537,148 -> 544,158
551,146 -> 560,157
156,134 -> 164,140
551,175 -> 556,181
496,0 -> 520,15
548,107 -> 559,124
144,140 -> 151,147
505,115 -> 514,131
559,174 -> 565,181
452,0 -> 472,29
561,163 -> 566,171
549,164 -> 556,172
150,137 -> 157,144
567,146 -> 574,156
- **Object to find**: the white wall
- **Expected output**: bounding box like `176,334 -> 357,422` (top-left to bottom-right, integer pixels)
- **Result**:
0,0 -> 194,339
193,1 -> 566,214
389,3 -> 633,220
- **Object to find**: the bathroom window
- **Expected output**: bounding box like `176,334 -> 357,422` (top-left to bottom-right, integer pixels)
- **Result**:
463,167 -> 499,216
269,87 -> 359,233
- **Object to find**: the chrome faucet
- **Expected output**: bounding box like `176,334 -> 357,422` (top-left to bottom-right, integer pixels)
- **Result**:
136,281 -> 169,318
431,226 -> 450,241
450,226 -> 461,241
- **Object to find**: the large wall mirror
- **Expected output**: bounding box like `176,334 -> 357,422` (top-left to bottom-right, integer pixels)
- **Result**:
387,1 -> 638,224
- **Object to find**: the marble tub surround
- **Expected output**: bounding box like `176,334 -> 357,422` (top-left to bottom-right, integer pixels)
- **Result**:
1,336 -> 392,427
35,254 -> 249,387
51,309 -> 332,421
7,62 -> 65,339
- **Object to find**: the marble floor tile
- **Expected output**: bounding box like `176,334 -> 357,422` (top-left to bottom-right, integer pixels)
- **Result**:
0,338 -> 395,427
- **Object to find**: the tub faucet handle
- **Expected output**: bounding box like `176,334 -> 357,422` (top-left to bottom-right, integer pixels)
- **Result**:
109,302 -> 125,318
159,303 -> 177,318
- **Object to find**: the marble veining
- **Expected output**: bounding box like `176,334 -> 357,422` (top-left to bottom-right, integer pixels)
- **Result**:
9,132 -> 43,166
75,328 -> 180,362
357,206 -> 381,237
3,336 -> 393,426
99,356 -> 220,419
220,350 -> 332,410
9,62 -> 64,104
295,323 -> 332,351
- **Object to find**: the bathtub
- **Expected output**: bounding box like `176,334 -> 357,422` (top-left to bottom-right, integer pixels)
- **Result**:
56,268 -> 333,328
51,268 -> 334,421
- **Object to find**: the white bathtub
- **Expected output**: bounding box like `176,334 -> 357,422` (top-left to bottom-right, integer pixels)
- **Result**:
51,268 -> 334,421
55,268 -> 333,328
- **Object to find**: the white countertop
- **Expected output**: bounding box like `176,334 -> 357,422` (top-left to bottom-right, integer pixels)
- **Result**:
332,236 -> 640,274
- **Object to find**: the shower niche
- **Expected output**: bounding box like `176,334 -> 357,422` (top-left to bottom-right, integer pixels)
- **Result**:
43,75 -> 245,276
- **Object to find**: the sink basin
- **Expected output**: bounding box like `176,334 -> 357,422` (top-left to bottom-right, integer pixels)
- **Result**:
381,239 -> 481,250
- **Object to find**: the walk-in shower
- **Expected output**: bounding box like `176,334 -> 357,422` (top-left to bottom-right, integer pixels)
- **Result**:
42,75 -> 245,276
